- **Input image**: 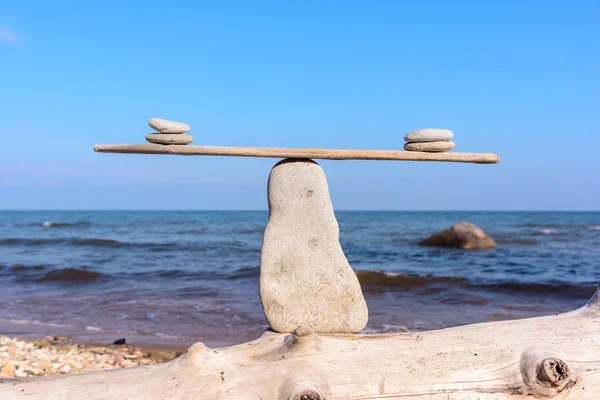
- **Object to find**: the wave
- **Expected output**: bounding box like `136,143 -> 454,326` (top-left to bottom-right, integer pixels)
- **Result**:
0,237 -> 124,247
354,269 -> 596,297
0,318 -> 76,329
0,264 -> 49,279
4,265 -> 108,285
40,221 -> 90,228
85,326 -> 103,332
175,228 -> 208,235
495,239 -> 540,245
517,223 -> 600,231
0,237 -> 163,249
129,268 -> 227,282
227,266 -> 260,280
356,270 -> 465,287
35,268 -> 109,284
516,223 -> 563,228
238,228 -> 265,235
536,229 -> 557,235
0,237 -> 257,254
156,269 -> 195,279
10,264 -> 47,272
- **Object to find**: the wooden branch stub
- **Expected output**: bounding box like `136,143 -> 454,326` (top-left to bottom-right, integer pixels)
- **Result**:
93,144 -> 500,164
520,350 -> 574,397
281,372 -> 327,400
586,282 -> 600,310
538,358 -> 570,389
293,390 -> 322,400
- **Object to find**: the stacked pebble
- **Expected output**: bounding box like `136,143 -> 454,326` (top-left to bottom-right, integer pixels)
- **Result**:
146,118 -> 193,145
404,128 -> 455,152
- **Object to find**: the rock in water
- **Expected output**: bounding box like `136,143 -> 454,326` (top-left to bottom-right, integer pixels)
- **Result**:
420,222 -> 496,250
146,133 -> 193,145
260,159 -> 368,333
148,118 -> 191,134
404,128 -> 453,142
404,141 -> 455,152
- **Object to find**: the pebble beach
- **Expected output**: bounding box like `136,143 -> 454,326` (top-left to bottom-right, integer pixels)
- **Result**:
0,335 -> 178,378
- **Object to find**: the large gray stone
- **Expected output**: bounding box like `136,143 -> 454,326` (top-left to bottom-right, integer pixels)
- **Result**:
148,118 -> 191,134
404,128 -> 453,142
260,159 -> 368,333
420,222 -> 496,250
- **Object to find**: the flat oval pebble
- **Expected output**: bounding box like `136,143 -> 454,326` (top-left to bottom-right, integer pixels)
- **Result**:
148,118 -> 191,134
146,133 -> 193,145
404,128 -> 453,143
404,141 -> 455,152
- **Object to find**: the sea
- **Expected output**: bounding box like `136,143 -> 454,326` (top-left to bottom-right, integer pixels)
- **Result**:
0,211 -> 599,347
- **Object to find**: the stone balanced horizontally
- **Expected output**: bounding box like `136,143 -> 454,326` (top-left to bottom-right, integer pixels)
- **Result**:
95,128 -> 500,334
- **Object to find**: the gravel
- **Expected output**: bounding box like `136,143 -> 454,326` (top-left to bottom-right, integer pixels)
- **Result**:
0,335 -> 178,378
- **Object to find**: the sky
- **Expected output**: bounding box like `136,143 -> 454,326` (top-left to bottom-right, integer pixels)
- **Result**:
0,1 -> 598,210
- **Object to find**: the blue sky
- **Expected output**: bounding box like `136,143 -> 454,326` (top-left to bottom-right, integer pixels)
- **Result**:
0,1 -> 598,210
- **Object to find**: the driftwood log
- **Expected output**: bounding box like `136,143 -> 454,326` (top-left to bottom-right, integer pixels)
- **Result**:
3,285 -> 599,399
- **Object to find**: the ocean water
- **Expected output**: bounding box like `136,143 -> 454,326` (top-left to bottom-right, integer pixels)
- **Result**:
0,211 -> 599,346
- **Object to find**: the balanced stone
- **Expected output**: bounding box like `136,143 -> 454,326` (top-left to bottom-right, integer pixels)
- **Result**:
404,128 -> 453,143
260,159 -> 368,333
146,133 -> 193,145
148,118 -> 191,134
404,141 -> 455,152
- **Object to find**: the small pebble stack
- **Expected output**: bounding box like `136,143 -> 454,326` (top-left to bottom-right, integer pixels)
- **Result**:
146,118 -> 193,145
404,128 -> 455,152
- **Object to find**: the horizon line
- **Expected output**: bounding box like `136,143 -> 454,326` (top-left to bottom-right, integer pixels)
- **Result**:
1,209 -> 600,213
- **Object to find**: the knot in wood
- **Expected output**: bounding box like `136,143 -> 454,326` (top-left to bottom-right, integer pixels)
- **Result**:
537,358 -> 570,388
293,389 -> 322,400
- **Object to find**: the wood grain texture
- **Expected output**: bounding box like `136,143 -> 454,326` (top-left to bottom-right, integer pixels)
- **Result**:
4,284 -> 599,399
93,144 -> 500,164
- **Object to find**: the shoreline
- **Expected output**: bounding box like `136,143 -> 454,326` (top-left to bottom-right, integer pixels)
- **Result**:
0,320 -> 255,379
0,334 -> 179,378
0,319 -> 256,351
0,320 -> 196,353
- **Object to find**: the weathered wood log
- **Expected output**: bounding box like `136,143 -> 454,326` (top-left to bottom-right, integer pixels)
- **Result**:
3,284 -> 599,399
93,144 -> 501,164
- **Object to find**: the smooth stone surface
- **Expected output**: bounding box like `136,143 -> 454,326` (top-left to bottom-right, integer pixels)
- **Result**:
148,118 -> 191,134
260,159 -> 368,333
145,134 -> 193,145
404,141 -> 455,152
404,128 -> 453,143
419,222 -> 496,250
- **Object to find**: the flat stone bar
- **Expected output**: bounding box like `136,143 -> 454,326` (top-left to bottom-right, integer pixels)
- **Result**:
94,144 -> 500,164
